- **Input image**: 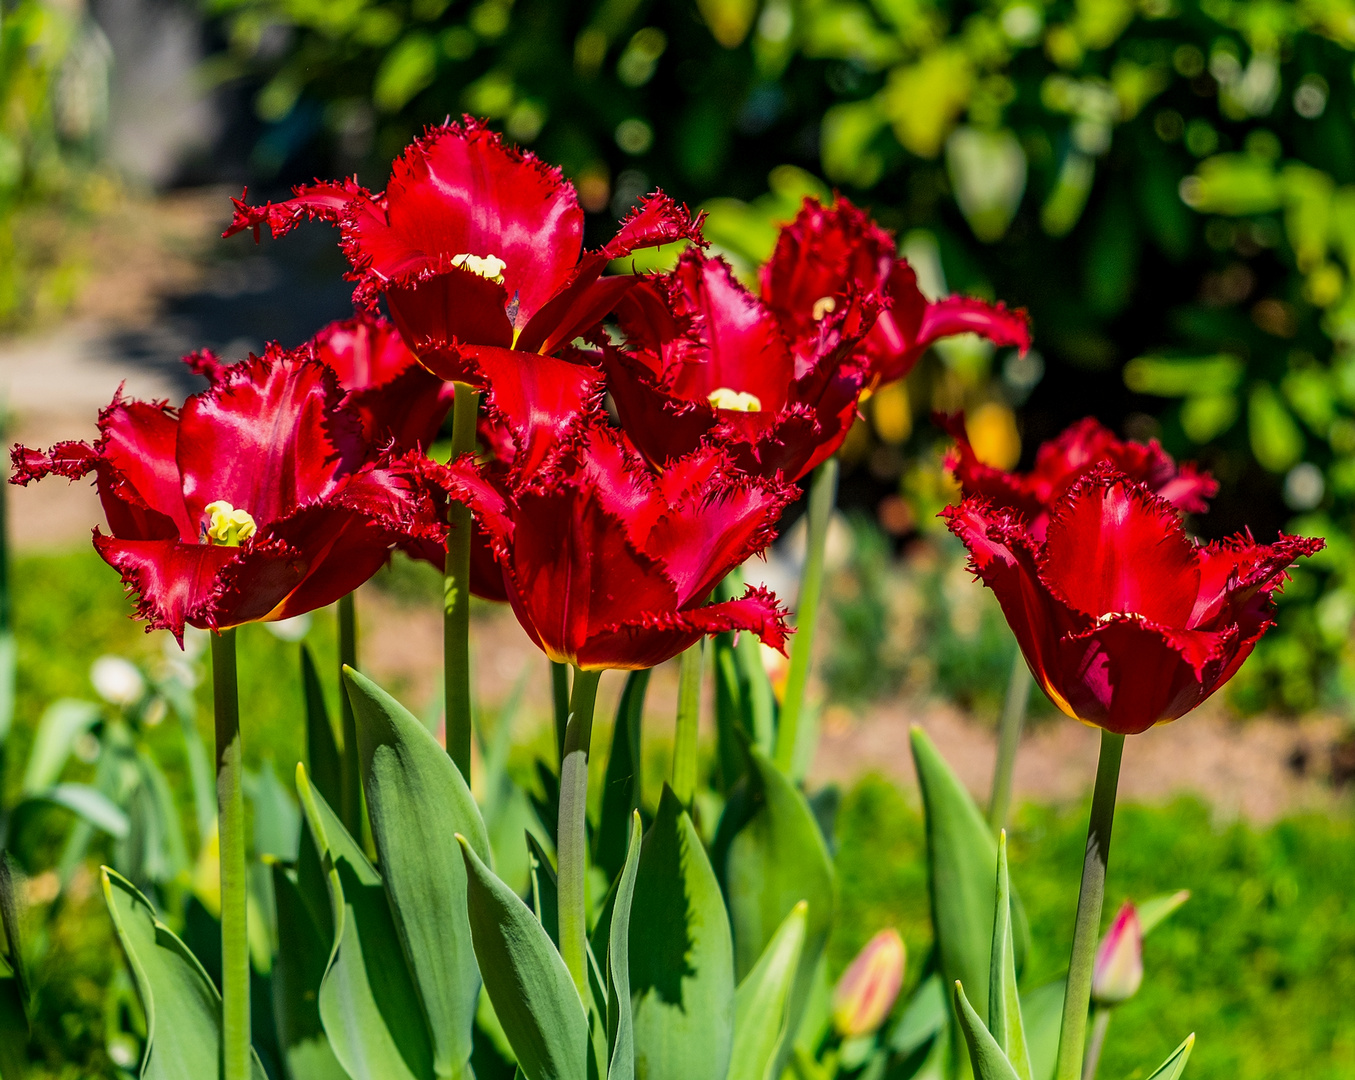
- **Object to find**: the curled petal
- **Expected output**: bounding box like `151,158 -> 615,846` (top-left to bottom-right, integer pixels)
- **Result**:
601,191 -> 706,260
182,349 -> 229,383
1191,531 -> 1326,628
938,411 -> 1041,521
11,440 -> 99,485
222,179 -> 375,240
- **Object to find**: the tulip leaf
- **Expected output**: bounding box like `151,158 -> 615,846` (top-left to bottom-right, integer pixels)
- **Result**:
1143,1034 -> 1195,1080
0,978 -> 26,1080
0,855 -> 29,1017
102,867 -> 268,1080
911,726 -> 1027,1027
1019,981 -> 1065,1080
20,698 -> 101,795
728,901 -> 807,1080
988,833 -> 1032,1080
527,831 -> 560,949
458,835 -> 588,1080
631,784 -> 735,1080
271,864 -> 347,1080
606,813 -> 643,1080
302,644 -> 344,814
953,981 -> 1022,1080
29,782 -> 129,839
296,764 -> 435,1080
887,973 -> 947,1058
345,667 -> 491,1080
719,747 -> 835,1075
596,669 -> 649,884
1138,890 -> 1191,937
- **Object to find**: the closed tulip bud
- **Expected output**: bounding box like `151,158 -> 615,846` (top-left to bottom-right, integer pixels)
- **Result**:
832,928 -> 905,1038
1092,901 -> 1144,1006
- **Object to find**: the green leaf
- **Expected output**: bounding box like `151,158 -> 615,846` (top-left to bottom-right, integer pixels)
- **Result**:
458,836 -> 588,1080
29,782 -> 129,839
303,645 -> 344,814
728,901 -> 807,1080
0,855 -> 29,1017
887,973 -> 947,1058
0,631 -> 15,750
527,832 -> 560,949
20,699 -> 101,795
988,834 -> 1031,1080
953,981 -> 1021,1080
1143,1034 -> 1195,1080
271,864 -> 347,1080
345,667 -> 491,1079
596,670 -> 649,884
606,813 -> 643,1080
0,978 -> 26,1080
1019,982 -> 1064,1080
296,764 -> 435,1080
910,726 -> 1010,1027
1138,891 -> 1190,937
720,748 -> 835,1074
631,785 -> 735,1080
102,867 -> 268,1080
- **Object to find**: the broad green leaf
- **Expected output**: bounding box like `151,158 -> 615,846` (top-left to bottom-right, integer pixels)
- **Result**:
31,782 -> 129,839
526,832 -> 560,950
297,764 -> 435,1080
20,699 -> 100,795
953,982 -> 1021,1080
596,670 -> 649,883
1143,1034 -> 1195,1080
458,836 -> 588,1080
346,667 -> 490,1079
302,645 -> 344,816
249,760 -> 300,861
1138,891 -> 1190,937
988,834 -> 1031,1080
728,901 -> 806,1080
606,813 -> 643,1080
631,785 -> 735,1080
888,973 -> 947,1058
721,748 -> 834,1075
1020,982 -> 1064,1080
271,865 -> 346,1080
102,867 -> 267,1080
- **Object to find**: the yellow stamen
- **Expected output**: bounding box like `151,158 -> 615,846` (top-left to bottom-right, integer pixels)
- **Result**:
812,295 -> 837,320
451,252 -> 507,284
708,387 -> 763,413
205,501 -> 257,547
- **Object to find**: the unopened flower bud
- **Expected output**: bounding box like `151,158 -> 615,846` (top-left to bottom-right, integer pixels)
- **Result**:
832,928 -> 905,1038
1092,901 -> 1143,1006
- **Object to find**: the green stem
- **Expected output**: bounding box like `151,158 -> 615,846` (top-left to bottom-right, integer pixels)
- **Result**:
338,591 -> 361,839
212,628 -> 250,1080
1054,729 -> 1125,1080
557,666 -> 603,1003
774,456 -> 839,774
1081,1007 -> 1112,1080
444,382 -> 481,781
988,646 -> 1033,832
672,642 -> 704,805
551,660 -> 571,769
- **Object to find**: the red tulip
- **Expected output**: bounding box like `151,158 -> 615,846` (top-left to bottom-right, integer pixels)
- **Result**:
223,119 -> 702,477
944,465 -> 1323,734
760,197 -> 1031,390
603,249 -> 876,482
12,349 -> 442,641
425,421 -> 794,670
943,414 -> 1219,539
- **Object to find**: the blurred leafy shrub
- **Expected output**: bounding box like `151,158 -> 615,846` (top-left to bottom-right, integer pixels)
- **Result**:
0,0 -> 113,327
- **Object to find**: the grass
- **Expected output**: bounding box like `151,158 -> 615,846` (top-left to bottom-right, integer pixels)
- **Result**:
5,548 -> 1355,1079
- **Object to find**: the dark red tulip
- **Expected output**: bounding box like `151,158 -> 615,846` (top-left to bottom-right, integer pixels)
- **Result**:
425,421 -> 794,670
12,350 -> 442,641
224,118 -> 702,477
945,465 -> 1323,735
942,413 -> 1219,539
760,197 -> 1031,389
603,249 -> 876,482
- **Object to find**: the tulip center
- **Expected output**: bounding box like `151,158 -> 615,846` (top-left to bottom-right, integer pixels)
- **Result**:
812,295 -> 837,321
204,501 -> 257,547
708,387 -> 763,412
451,252 -> 507,284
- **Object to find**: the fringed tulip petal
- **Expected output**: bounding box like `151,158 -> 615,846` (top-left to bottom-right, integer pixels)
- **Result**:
223,179 -> 376,241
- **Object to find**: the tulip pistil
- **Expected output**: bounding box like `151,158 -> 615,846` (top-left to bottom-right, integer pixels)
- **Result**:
708,387 -> 763,412
205,501 -> 257,547
451,252 -> 507,284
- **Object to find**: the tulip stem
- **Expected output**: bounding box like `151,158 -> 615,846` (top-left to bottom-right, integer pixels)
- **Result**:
774,456 -> 838,775
551,660 -> 571,768
338,591 -> 362,838
1054,729 -> 1125,1080
988,646 -> 1032,832
212,627 -> 250,1080
1081,1007 -> 1111,1080
672,641 -> 704,805
557,666 -> 603,1003
444,381 -> 481,781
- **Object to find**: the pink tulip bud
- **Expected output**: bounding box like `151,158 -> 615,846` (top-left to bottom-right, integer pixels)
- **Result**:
1092,901 -> 1144,1006
832,928 -> 906,1037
